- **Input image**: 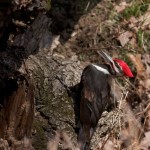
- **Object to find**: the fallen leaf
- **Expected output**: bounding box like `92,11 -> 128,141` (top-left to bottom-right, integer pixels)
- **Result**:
139,10 -> 150,30
115,2 -> 129,13
140,131 -> 150,150
98,140 -> 114,150
129,37 -> 137,48
51,35 -> 60,50
129,16 -> 138,24
127,54 -> 145,78
118,31 -> 133,47
119,130 -> 132,149
145,105 -> 150,131
128,17 -> 139,32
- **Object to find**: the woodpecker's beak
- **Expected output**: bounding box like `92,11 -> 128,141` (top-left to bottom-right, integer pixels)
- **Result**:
97,51 -> 113,63
97,51 -> 120,75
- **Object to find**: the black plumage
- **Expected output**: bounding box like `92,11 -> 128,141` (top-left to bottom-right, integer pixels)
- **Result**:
78,64 -> 113,150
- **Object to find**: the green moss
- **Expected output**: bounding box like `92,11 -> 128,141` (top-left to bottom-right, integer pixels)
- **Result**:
137,29 -> 143,48
37,68 -> 73,113
33,67 -> 75,129
121,1 -> 149,19
32,120 -> 47,150
31,64 -> 76,148
41,90 -> 74,121
112,1 -> 149,22
41,0 -> 51,11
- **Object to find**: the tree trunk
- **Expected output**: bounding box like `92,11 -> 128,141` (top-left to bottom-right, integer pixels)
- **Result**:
0,12 -> 83,149
0,75 -> 34,150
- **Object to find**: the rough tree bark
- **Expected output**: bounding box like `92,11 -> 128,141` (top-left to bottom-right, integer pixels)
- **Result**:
19,14 -> 83,149
0,11 -> 83,149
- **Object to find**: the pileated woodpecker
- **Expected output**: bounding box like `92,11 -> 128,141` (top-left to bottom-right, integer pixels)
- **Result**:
77,51 -> 133,150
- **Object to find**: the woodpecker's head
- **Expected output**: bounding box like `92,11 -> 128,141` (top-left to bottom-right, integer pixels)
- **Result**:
97,51 -> 134,77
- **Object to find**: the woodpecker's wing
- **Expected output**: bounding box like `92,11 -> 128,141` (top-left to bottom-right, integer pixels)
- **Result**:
79,87 -> 101,149
80,65 -> 111,128
78,64 -> 112,149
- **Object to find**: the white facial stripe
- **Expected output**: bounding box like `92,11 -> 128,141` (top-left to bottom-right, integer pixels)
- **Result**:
112,62 -> 120,73
116,62 -> 123,71
92,64 -> 110,74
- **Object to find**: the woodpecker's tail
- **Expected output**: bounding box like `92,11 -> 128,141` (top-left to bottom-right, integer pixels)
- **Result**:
77,125 -> 95,150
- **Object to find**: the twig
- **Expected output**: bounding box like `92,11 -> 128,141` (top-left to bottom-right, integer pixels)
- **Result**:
119,91 -> 128,110
99,133 -> 112,150
99,91 -> 129,150
141,31 -> 146,51
85,1 -> 90,12
124,78 -> 135,88
136,103 -> 150,116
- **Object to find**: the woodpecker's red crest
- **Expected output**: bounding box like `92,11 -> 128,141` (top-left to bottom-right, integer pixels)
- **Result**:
113,58 -> 134,77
